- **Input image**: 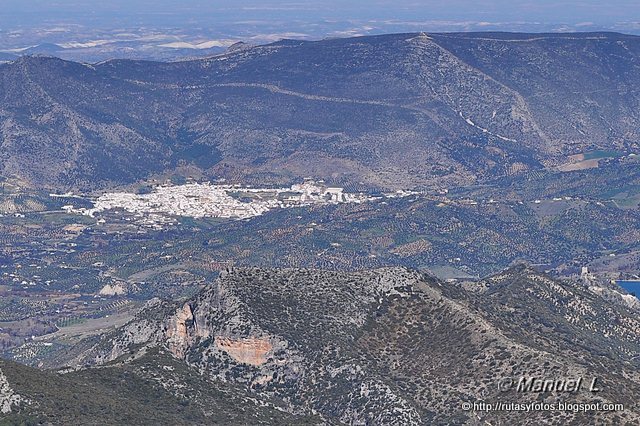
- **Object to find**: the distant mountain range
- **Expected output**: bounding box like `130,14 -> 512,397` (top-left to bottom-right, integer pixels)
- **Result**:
0,41 -> 229,63
3,266 -> 639,424
1,32 -> 640,191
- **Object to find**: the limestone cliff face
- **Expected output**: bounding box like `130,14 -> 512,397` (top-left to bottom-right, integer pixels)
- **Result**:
163,277 -> 272,363
165,303 -> 198,359
64,273 -> 296,384
164,302 -> 276,366
158,274 -> 300,390
215,337 -> 273,366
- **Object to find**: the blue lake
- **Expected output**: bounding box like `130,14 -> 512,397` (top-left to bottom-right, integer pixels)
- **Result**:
617,280 -> 640,296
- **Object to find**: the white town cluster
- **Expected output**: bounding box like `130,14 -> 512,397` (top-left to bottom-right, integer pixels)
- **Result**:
59,181 -> 375,227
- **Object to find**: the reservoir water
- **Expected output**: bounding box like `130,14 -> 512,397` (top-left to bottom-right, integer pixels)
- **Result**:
617,280 -> 640,296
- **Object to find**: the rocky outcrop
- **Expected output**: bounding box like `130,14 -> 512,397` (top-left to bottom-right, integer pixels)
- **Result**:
98,283 -> 126,296
165,303 -> 198,358
0,367 -> 23,414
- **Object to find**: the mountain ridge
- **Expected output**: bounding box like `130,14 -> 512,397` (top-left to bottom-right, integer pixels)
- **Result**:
14,265 -> 636,424
2,31 -> 640,191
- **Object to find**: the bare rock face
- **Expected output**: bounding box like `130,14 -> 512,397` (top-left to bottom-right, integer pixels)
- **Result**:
215,337 -> 272,366
164,303 -> 277,365
165,303 -> 199,358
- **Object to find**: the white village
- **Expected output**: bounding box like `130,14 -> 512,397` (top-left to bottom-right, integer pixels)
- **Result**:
58,181 -> 377,227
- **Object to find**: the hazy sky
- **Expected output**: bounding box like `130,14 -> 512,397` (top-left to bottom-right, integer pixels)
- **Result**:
2,0 -> 640,28
1,1 -> 639,64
